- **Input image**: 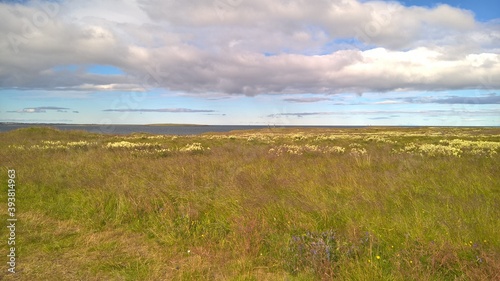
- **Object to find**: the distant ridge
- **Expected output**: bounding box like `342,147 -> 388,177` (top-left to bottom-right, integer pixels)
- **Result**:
146,123 -> 208,127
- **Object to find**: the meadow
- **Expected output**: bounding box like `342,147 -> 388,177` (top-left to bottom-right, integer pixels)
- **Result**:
0,126 -> 499,280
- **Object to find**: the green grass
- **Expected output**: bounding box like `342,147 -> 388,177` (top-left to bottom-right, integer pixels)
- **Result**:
0,126 -> 499,280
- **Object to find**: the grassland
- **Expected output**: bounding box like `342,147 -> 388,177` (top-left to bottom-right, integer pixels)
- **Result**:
0,126 -> 499,280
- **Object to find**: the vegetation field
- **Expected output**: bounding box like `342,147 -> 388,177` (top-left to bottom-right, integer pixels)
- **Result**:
1,126 -> 499,280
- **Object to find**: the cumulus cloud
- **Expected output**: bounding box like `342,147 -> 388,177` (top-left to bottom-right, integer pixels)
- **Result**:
0,0 -> 499,97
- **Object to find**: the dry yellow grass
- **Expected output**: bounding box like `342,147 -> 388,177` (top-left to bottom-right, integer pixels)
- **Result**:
0,126 -> 499,280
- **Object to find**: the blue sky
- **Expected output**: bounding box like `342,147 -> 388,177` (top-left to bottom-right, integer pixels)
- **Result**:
398,0 -> 500,21
0,0 -> 499,126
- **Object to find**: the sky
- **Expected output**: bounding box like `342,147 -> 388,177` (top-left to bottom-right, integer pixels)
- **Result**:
0,0 -> 499,126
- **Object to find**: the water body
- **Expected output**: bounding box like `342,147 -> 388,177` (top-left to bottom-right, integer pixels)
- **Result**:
0,124 -> 366,135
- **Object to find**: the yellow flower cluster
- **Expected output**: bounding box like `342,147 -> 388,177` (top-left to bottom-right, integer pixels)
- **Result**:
9,140 -> 97,150
291,134 -> 307,141
418,144 -> 462,157
67,141 -> 97,148
122,135 -> 169,140
268,144 -> 346,156
269,144 -> 303,155
146,135 -> 169,140
179,142 -> 209,152
105,141 -> 178,156
314,134 -> 337,141
363,135 -> 397,144
393,138 -> 500,157
26,140 -> 68,150
133,148 -> 172,156
246,134 -> 276,143
105,141 -> 160,150
25,143 -> 56,150
440,139 -> 499,157
395,143 -> 461,157
324,146 -> 346,154
315,134 -> 363,141
200,129 -> 499,145
349,147 -> 368,156
7,145 -> 25,150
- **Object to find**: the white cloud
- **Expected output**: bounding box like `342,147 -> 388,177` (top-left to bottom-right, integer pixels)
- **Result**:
374,100 -> 402,105
0,0 -> 499,97
9,106 -> 71,113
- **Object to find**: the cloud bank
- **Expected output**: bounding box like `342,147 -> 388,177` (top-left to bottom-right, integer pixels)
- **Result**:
102,108 -> 215,113
0,0 -> 499,96
8,106 -> 72,113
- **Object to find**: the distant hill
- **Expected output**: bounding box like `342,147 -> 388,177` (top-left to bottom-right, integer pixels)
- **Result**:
146,123 -> 208,127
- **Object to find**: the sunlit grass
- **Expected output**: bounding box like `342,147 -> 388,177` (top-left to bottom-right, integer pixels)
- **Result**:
0,126 -> 499,280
